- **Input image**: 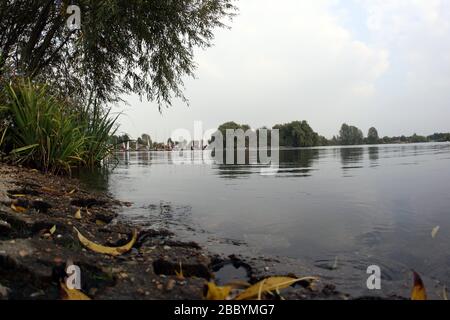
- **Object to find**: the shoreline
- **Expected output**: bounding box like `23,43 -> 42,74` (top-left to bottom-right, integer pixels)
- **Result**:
0,163 -> 400,300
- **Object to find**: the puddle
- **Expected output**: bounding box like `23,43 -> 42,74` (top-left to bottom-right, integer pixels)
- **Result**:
213,264 -> 249,285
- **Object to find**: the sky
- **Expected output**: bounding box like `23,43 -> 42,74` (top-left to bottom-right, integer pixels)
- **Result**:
113,0 -> 450,142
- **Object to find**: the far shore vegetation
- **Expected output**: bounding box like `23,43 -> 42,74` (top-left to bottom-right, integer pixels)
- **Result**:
114,121 -> 450,152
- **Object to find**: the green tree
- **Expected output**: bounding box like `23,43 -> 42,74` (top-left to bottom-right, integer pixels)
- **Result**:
339,123 -> 364,145
367,127 -> 379,144
273,121 -> 320,147
0,0 -> 236,107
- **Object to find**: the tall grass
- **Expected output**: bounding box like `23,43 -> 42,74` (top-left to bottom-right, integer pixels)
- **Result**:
0,80 -> 118,174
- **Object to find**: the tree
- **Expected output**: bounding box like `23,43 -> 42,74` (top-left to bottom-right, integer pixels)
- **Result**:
141,133 -> 152,147
367,127 -> 379,144
273,121 -> 321,147
0,0 -> 236,107
339,123 -> 364,145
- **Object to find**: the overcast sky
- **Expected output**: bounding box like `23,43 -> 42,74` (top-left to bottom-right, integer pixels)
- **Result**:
114,0 -> 450,141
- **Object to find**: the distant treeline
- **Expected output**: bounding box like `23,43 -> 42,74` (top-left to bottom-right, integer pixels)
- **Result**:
216,121 -> 450,148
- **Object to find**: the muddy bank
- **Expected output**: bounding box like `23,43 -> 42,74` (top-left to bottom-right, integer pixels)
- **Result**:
0,163 -> 381,300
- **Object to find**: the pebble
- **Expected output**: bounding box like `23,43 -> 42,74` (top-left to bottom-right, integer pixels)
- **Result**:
0,284 -> 11,298
165,279 -> 176,291
163,245 -> 171,250
264,267 -> 270,272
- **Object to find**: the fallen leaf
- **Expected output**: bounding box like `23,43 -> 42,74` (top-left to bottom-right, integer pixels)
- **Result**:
49,225 -> 57,235
175,262 -> 185,280
66,189 -> 77,195
205,282 -> 232,300
431,226 -> 440,239
443,286 -> 448,301
60,282 -> 91,300
95,219 -> 106,226
411,271 -> 427,300
74,208 -> 82,220
235,276 -> 318,300
11,203 -> 27,213
9,194 -> 27,198
74,227 -> 137,256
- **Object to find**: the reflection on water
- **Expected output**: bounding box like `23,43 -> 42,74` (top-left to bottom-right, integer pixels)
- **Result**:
78,143 -> 450,297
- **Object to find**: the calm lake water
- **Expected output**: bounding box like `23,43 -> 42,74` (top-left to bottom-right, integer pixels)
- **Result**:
80,143 -> 450,297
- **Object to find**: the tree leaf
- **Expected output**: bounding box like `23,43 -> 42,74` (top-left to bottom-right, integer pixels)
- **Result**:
74,227 -> 137,256
431,226 -> 440,239
411,271 -> 427,300
49,225 -> 57,235
11,203 -> 27,213
205,282 -> 232,300
60,282 -> 90,300
235,276 -> 318,300
74,208 -> 82,220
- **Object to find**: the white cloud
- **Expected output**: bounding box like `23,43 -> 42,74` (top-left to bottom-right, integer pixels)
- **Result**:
116,0 -> 449,141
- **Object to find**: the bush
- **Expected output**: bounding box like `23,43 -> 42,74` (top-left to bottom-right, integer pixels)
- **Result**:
0,80 -> 118,174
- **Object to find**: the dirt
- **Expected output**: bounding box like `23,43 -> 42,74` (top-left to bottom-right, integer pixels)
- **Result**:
0,163 -> 359,300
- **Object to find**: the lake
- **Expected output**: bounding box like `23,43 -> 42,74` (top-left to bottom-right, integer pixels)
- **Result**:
80,143 -> 450,297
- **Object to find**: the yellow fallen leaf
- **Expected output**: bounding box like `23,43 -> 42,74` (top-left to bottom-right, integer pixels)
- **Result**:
95,219 -> 106,226
74,227 -> 137,256
175,262 -> 185,280
235,276 -> 318,300
411,271 -> 427,300
60,282 -> 91,300
443,286 -> 448,301
10,194 -> 27,198
11,203 -> 27,213
431,226 -> 440,239
74,208 -> 82,220
49,225 -> 57,235
66,189 -> 77,195
205,282 -> 232,300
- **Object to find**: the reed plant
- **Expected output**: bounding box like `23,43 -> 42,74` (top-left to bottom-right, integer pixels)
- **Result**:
0,79 -> 118,174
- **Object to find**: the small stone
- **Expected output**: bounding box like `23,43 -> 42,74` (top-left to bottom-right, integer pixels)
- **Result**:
0,284 -> 11,298
163,245 -> 171,250
157,284 -> 164,290
165,279 -> 176,291
57,234 -> 63,239
136,288 -> 145,295
0,220 -> 11,232
19,250 -> 28,257
42,233 -> 52,239
264,267 -> 270,272
145,291 -> 150,296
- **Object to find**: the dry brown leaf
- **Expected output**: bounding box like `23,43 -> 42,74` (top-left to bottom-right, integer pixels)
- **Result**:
74,227 -> 137,256
411,271 -> 427,300
60,282 -> 91,300
235,276 -> 318,300
11,203 -> 27,213
205,282 -> 232,300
